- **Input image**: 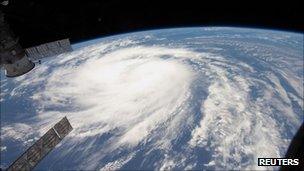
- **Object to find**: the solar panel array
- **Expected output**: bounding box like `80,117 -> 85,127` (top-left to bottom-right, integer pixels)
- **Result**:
25,39 -> 72,61
7,117 -> 73,171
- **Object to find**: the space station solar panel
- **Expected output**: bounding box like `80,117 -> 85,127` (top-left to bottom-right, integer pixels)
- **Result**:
25,39 -> 72,60
7,117 -> 73,171
53,116 -> 73,139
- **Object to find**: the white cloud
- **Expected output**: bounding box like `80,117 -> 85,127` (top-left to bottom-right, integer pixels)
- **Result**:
1,32 -> 302,170
1,123 -> 34,141
0,146 -> 7,152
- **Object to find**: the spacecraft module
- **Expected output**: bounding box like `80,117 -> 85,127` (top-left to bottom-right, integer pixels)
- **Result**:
0,11 -> 72,77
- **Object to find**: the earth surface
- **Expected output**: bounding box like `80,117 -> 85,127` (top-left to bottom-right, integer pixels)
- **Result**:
0,27 -> 303,170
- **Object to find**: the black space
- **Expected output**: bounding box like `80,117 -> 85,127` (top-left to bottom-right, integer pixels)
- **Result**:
1,0 -> 303,47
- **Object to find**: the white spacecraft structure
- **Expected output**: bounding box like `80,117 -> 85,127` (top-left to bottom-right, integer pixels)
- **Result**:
0,11 -> 73,77
7,117 -> 73,171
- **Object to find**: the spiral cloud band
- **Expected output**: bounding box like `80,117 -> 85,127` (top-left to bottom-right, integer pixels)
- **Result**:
1,28 -> 303,170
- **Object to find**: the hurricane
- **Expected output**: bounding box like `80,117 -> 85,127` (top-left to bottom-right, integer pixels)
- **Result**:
1,27 -> 303,170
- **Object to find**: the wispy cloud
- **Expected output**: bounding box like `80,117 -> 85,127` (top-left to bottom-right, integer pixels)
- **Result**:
1,30 -> 303,170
